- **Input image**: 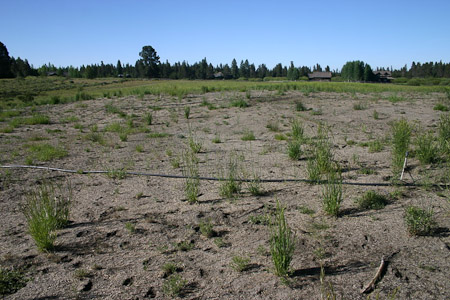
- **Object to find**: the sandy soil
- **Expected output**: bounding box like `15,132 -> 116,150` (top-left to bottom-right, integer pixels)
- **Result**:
0,90 -> 449,299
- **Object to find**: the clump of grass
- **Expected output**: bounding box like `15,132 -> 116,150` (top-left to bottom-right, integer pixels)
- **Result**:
162,274 -> 187,297
307,125 -> 333,182
241,129 -> 255,141
356,190 -> 388,210
219,153 -> 242,198
274,134 -> 287,141
199,219 -> 215,238
26,143 -> 68,162
182,150 -> 200,204
372,110 -> 379,119
247,172 -> 264,196
298,205 -> 315,215
391,119 -> 412,177
287,139 -> 302,160
161,262 -> 180,277
266,120 -> 280,132
438,113 -> 450,155
106,168 -> 127,180
175,240 -> 194,251
230,255 -> 251,272
270,200 -> 295,278
433,103 -> 449,111
22,182 -> 72,252
0,268 -> 28,296
144,112 -> 153,125
368,139 -> 383,153
230,98 -> 249,108
295,100 -> 307,111
404,206 -> 436,236
184,106 -> 190,119
322,167 -> 343,217
212,135 -> 221,143
125,222 -> 136,234
388,95 -> 406,103
188,135 -> 202,153
248,214 -> 271,225
291,119 -> 304,141
148,132 -> 170,138
135,144 -> 144,153
353,101 -> 367,110
415,131 -> 438,164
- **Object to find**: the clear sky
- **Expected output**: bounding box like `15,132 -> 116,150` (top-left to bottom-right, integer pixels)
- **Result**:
1,0 -> 449,71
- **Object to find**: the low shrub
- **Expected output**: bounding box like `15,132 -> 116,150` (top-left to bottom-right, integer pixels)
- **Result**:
404,206 -> 436,236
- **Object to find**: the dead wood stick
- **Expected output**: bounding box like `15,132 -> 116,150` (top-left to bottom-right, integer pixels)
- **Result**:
360,256 -> 387,294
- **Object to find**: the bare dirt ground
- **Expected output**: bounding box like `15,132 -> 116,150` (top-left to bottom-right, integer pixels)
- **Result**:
1,90 -> 449,299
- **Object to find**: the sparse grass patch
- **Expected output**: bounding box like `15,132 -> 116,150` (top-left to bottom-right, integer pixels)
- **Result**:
295,100 -> 307,111
266,120 -> 280,132
230,255 -> 251,272
274,134 -> 287,141
438,113 -> 450,154
230,98 -> 249,108
368,139 -> 384,153
25,143 -> 68,162
353,101 -> 367,110
0,268 -> 28,296
22,182 -> 71,252
162,274 -> 187,297
199,219 -> 215,238
125,222 -> 136,234
433,103 -> 449,111
415,131 -> 438,164
404,206 -> 436,236
147,132 -> 171,138
219,153 -> 242,198
356,190 -> 388,210
212,135 -> 221,143
291,119 -> 304,140
287,139 -> 302,160
391,119 -> 412,177
241,129 -> 255,141
322,167 -> 343,217
387,94 -> 406,103
182,150 -> 200,203
106,168 -> 127,180
270,200 -> 295,278
298,205 -> 315,215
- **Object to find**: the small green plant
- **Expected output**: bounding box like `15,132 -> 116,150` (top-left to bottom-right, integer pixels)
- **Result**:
230,98 -> 249,108
295,100 -> 307,111
214,237 -> 227,248
230,255 -> 251,272
212,135 -> 221,143
22,182 -> 71,252
219,153 -> 242,198
106,168 -> 127,180
248,214 -> 271,225
270,200 -> 295,278
291,119 -> 304,140
144,112 -> 153,125
404,206 -> 436,236
415,131 -> 438,164
162,262 -> 180,277
274,134 -> 287,141
247,173 -> 264,196
266,120 -> 280,132
433,103 -> 449,111
175,240 -> 194,251
353,101 -> 366,110
184,106 -> 191,119
26,143 -> 68,162
188,135 -> 202,153
162,274 -> 187,297
241,129 -> 256,141
147,132 -> 170,138
368,139 -> 383,153
0,268 -> 28,296
125,222 -> 136,234
322,167 -> 343,217
388,95 -> 406,103
199,219 -> 215,238
182,150 -> 200,203
438,113 -> 450,155
119,132 -> 128,142
373,110 -> 379,120
287,139 -> 302,160
135,144 -> 144,153
73,269 -> 92,280
391,119 -> 412,177
356,190 -> 388,210
298,205 -> 315,215
306,158 -> 321,183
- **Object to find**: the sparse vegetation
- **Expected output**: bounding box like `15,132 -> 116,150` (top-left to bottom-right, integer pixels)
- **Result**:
230,255 -> 251,272
356,190 -> 388,210
322,166 -> 343,217
22,182 -> 72,252
404,206 -> 436,236
270,200 -> 295,278
162,274 -> 187,297
0,268 -> 28,296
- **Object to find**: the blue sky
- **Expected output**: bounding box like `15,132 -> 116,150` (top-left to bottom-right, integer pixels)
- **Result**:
1,0 -> 449,70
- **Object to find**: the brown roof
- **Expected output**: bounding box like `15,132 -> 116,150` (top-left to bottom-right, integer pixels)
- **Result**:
373,70 -> 392,76
308,71 -> 332,79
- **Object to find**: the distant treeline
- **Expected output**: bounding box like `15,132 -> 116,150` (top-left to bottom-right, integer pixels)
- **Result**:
1,42 -> 450,83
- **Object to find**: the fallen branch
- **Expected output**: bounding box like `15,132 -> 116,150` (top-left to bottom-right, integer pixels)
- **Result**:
360,256 -> 386,294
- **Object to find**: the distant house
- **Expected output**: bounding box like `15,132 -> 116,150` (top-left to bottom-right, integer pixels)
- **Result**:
374,70 -> 393,83
214,72 -> 224,79
308,71 -> 332,81
47,72 -> 58,76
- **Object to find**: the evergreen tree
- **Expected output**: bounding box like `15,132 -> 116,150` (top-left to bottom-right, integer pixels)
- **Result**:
0,41 -> 12,78
231,59 -> 239,79
116,60 -> 123,75
138,45 -> 160,78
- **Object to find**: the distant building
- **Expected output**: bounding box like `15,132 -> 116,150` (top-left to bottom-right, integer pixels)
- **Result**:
374,70 -> 393,83
308,71 -> 332,81
214,72 -> 224,79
